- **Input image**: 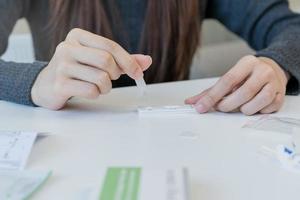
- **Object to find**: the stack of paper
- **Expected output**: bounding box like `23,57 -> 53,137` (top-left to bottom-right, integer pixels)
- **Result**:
0,131 -> 51,199
0,131 -> 37,170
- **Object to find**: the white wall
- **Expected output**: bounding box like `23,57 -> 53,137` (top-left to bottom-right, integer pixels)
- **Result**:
13,19 -> 30,34
290,0 -> 300,9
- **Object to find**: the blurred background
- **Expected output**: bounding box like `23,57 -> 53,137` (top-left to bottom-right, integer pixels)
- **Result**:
1,0 -> 300,80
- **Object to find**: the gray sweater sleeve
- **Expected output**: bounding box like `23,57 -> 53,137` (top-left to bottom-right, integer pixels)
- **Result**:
207,0 -> 300,95
0,60 -> 47,106
0,0 -> 47,106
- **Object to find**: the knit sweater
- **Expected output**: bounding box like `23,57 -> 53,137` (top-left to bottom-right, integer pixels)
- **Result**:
0,0 -> 300,106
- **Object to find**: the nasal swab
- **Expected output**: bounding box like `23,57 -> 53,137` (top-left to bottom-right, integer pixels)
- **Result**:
138,105 -> 197,115
292,129 -> 300,154
135,77 -> 147,96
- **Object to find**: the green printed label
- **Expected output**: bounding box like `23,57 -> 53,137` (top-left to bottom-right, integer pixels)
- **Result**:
99,167 -> 141,200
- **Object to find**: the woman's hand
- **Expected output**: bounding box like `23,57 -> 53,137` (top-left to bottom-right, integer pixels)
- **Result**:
31,28 -> 152,110
185,55 -> 289,115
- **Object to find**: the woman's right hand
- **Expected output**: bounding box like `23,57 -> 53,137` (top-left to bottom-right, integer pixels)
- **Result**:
31,28 -> 152,110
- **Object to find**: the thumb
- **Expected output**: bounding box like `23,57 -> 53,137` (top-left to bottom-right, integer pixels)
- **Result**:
132,54 -> 152,71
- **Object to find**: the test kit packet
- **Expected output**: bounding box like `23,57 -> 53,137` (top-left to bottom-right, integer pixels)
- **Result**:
85,167 -> 190,200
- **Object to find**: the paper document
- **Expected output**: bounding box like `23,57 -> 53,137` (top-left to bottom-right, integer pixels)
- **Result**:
97,167 -> 189,200
0,170 -> 51,200
0,131 -> 38,170
243,116 -> 300,134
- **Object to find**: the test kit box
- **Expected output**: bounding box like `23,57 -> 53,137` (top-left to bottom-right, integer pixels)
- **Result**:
95,167 -> 190,200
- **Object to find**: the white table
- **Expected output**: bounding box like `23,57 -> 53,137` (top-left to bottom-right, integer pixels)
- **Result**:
1,78 -> 300,200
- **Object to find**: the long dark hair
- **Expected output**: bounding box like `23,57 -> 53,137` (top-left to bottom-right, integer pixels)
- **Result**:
48,0 -> 202,83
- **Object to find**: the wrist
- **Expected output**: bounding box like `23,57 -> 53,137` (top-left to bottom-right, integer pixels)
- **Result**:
258,57 -> 290,86
31,74 -> 41,107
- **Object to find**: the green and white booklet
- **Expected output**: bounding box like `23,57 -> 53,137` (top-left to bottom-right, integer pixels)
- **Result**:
82,167 -> 190,200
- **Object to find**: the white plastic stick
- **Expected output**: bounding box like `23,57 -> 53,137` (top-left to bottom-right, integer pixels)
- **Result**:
138,105 -> 197,116
135,77 -> 147,96
292,128 -> 300,154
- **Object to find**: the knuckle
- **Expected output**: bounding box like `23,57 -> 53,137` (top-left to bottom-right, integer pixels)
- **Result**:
94,72 -> 104,86
55,42 -> 73,59
101,52 -> 114,66
129,60 -> 139,74
205,92 -> 217,107
243,85 -> 258,97
98,75 -> 112,94
274,95 -> 284,107
111,72 -> 121,80
110,41 -> 119,51
99,71 -> 110,81
87,86 -> 99,98
217,102 -> 230,113
55,42 -> 68,53
56,61 -> 70,75
95,80 -> 103,90
221,72 -> 237,89
102,85 -> 112,94
264,87 -> 275,99
105,39 -> 119,52
262,67 -> 275,79
95,72 -> 111,91
66,28 -> 82,39
240,55 -> 258,64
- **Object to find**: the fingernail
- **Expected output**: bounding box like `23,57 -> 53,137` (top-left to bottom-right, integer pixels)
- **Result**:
184,98 -> 191,104
195,103 -> 206,113
143,55 -> 152,63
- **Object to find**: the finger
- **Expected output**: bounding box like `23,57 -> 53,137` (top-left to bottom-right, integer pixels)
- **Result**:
184,88 -> 210,105
66,28 -> 143,79
62,63 -> 112,94
186,80 -> 246,106
194,56 -> 255,113
217,71 -> 268,112
59,79 -> 100,99
132,54 -> 152,71
260,93 -> 284,114
240,84 -> 277,115
67,45 -> 122,80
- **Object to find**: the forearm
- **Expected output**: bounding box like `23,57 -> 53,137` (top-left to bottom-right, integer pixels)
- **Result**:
207,0 -> 300,95
256,26 -> 300,95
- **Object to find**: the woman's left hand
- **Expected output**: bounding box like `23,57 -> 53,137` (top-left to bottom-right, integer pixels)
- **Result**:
185,55 -> 290,115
